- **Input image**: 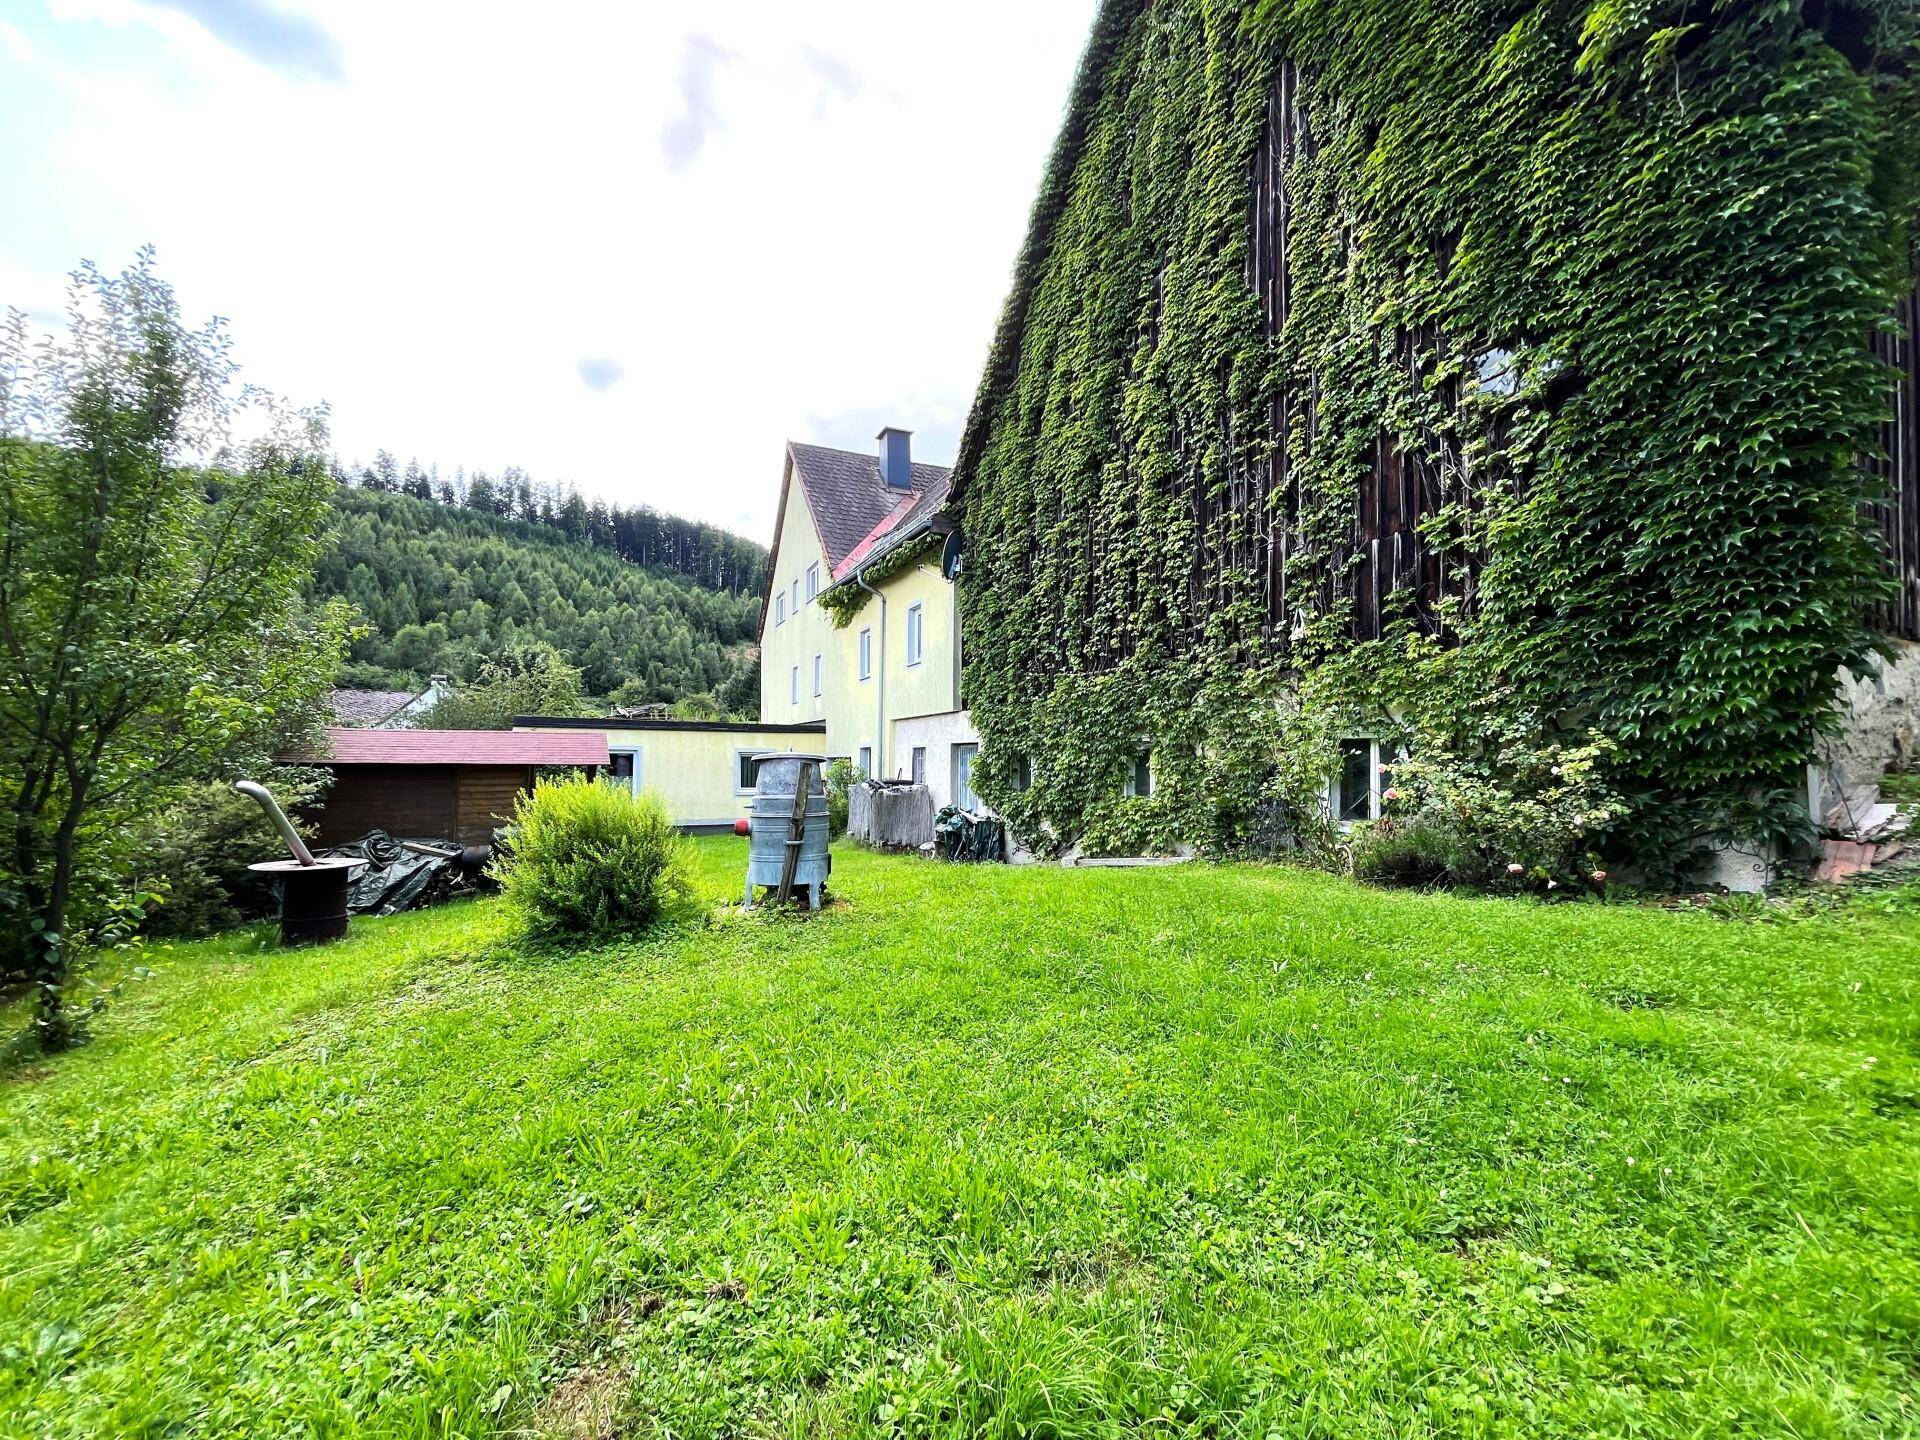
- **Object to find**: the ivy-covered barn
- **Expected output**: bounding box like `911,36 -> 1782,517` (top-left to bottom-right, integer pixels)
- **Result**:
948,0 -> 1919,880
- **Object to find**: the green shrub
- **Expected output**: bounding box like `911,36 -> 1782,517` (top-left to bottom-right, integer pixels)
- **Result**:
491,777 -> 692,940
1350,817 -> 1465,889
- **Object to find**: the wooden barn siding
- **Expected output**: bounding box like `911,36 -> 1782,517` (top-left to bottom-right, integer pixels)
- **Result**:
1243,62 -> 1461,647
309,764 -> 533,846
1868,282 -> 1920,641
453,766 -> 533,846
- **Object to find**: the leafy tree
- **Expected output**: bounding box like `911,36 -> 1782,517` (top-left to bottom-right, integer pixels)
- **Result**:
0,253 -> 352,1045
421,643 -> 584,729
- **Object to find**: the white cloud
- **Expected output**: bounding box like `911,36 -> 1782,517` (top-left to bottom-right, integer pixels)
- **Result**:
0,21 -> 35,62
2,0 -> 1098,541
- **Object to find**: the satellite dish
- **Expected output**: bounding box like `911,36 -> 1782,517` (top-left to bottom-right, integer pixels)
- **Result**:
940,529 -> 965,581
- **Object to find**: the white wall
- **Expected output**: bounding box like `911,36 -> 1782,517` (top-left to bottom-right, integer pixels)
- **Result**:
891,709 -> 980,810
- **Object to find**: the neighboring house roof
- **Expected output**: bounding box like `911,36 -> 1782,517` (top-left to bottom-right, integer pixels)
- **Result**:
290,727 -> 611,767
328,688 -> 417,727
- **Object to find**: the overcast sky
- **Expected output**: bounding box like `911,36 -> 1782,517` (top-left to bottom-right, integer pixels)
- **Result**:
0,0 -> 1096,540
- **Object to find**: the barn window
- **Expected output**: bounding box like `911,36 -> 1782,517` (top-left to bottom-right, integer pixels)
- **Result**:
1333,739 -> 1377,823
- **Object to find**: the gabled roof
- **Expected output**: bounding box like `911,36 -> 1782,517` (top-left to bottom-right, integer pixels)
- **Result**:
787,441 -> 951,571
291,727 -> 610,767
830,468 -> 954,584
760,440 -> 954,629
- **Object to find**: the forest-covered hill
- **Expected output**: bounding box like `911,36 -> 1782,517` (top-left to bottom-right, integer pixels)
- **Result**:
312,486 -> 765,704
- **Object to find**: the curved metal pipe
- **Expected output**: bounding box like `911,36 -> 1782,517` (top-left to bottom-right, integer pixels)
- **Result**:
234,780 -> 317,866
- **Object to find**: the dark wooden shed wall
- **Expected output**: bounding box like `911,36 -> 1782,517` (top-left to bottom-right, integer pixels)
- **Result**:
307,764 -> 534,847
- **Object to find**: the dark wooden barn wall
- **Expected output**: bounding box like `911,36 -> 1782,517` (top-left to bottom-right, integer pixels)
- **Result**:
1241,69 -> 1920,650
1869,282 -> 1920,641
309,765 -> 533,846
453,767 -> 532,846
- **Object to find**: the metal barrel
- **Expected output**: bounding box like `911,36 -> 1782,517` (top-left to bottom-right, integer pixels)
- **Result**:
278,864 -> 354,944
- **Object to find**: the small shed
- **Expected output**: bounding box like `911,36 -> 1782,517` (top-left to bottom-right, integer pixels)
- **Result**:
286,727 -> 610,847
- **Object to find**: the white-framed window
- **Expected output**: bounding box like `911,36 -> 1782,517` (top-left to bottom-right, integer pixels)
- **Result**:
812,653 -> 823,697
857,745 -> 873,778
905,602 -> 924,667
1123,754 -> 1152,798
858,627 -> 873,680
608,749 -> 640,794
1330,738 -> 1384,824
910,746 -> 926,785
774,592 -> 785,626
790,665 -> 800,704
805,562 -> 819,600
791,578 -> 800,614
735,750 -> 759,794
953,743 -> 980,811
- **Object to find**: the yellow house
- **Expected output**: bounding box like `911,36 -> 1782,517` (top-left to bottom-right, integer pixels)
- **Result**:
512,427 -> 980,830
761,429 -> 981,809
513,716 -> 826,831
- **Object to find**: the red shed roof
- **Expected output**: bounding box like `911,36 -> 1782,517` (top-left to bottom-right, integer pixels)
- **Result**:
294,727 -> 610,767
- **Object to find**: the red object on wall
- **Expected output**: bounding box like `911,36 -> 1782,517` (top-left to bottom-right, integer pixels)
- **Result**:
733,818 -> 751,836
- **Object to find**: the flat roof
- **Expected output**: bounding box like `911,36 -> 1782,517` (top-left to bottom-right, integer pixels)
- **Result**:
290,727 -> 610,767
515,716 -> 827,735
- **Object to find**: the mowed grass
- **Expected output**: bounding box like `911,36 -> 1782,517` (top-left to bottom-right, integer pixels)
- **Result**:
3,840 -> 1918,1439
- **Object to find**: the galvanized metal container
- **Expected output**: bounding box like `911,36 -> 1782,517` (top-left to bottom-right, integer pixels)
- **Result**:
744,752 -> 831,909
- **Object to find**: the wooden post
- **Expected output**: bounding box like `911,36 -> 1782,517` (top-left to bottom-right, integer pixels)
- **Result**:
775,759 -> 814,905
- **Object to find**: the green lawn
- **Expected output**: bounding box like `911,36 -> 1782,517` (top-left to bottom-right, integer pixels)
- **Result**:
3,840 -> 1917,1438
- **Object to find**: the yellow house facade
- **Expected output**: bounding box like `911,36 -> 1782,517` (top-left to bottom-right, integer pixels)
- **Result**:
513,716 -> 827,831
511,429 -> 981,830
760,430 -> 982,810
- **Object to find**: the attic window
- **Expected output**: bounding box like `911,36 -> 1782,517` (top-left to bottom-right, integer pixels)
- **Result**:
775,592 -> 786,626
805,563 -> 820,601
